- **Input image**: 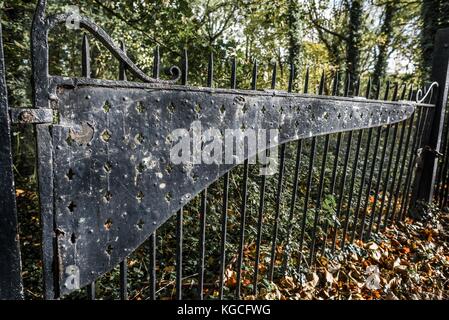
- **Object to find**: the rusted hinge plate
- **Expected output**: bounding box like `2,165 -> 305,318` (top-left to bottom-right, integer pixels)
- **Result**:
9,108 -> 54,124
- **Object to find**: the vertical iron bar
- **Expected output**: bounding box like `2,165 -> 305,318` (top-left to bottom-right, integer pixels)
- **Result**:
437,116 -> 449,206
119,261 -> 128,300
340,76 -> 364,248
400,106 -> 424,220
391,85 -> 415,222
236,161 -> 249,299
176,49 -> 187,300
218,57 -> 237,299
341,129 -> 363,249
359,126 -> 382,239
437,105 -> 449,206
278,61 -> 300,275
198,52 -> 214,300
234,57 -> 248,299
280,140 -> 302,274
218,172 -> 229,299
253,60 -> 267,295
86,283 -> 95,300
198,190 -> 207,300
176,208 -> 183,300
349,77 -> 372,243
375,85 -> 399,233
0,20 -> 24,300
118,39 -> 128,301
358,79 -> 381,239
412,28 -> 449,209
298,67 -> 314,269
384,110 -> 408,226
392,114 -> 415,222
268,62 -> 289,281
268,143 -> 286,281
149,232 -> 156,300
82,34 -> 91,78
182,48 -> 188,85
320,71 -> 340,256
253,157 -> 266,294
402,105 -> 430,217
308,71 -> 327,264
330,73 -> 353,252
153,45 -> 160,79
207,52 -> 214,88
365,81 -> 391,238
82,34 -> 96,300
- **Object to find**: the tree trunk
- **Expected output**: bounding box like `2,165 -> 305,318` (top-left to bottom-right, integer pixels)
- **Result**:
345,0 -> 363,87
288,0 -> 302,72
372,1 -> 396,92
420,0 -> 441,80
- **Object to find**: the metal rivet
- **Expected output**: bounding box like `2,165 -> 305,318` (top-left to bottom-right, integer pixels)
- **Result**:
19,111 -> 34,123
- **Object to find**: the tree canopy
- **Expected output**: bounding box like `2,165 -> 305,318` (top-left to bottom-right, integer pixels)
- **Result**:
0,0 -> 445,105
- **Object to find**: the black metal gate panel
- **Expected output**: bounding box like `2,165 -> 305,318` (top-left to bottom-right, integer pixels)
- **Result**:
2,0 -> 449,301
49,76 -> 414,295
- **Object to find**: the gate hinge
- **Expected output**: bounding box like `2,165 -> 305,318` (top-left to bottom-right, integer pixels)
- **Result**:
423,145 -> 444,158
9,108 -> 54,124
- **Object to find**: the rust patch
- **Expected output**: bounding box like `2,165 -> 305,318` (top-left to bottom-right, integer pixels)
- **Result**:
68,122 -> 94,146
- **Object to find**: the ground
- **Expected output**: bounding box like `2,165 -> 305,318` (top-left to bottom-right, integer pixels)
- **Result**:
254,210 -> 449,300
16,188 -> 449,300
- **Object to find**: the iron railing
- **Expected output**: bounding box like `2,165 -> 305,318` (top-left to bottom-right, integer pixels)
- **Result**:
0,0 -> 448,300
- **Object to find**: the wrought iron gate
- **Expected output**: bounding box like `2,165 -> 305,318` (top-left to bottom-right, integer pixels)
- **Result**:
1,0 -> 448,300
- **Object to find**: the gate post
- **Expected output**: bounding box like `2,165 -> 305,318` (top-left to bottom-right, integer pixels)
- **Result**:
412,28 -> 449,215
0,21 -> 24,299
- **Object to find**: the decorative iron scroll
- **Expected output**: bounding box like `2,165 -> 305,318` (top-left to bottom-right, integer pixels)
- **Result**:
30,0 -> 416,297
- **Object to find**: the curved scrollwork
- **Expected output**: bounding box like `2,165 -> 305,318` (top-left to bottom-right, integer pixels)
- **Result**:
46,13 -> 181,84
35,3 -> 179,85
416,81 -> 439,104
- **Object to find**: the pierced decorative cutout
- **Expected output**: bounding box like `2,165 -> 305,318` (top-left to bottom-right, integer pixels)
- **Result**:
137,219 -> 144,230
103,101 -> 111,113
66,168 -> 75,180
101,130 -> 112,142
168,102 -> 176,114
70,233 -> 77,244
136,102 -> 145,113
104,218 -> 112,230
165,192 -> 172,202
106,245 -> 113,255
136,191 -> 144,201
104,191 -> 112,202
136,162 -> 145,173
104,161 -> 112,173
165,163 -> 173,174
68,201 -> 77,213
135,133 -> 144,144
66,135 -> 74,146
